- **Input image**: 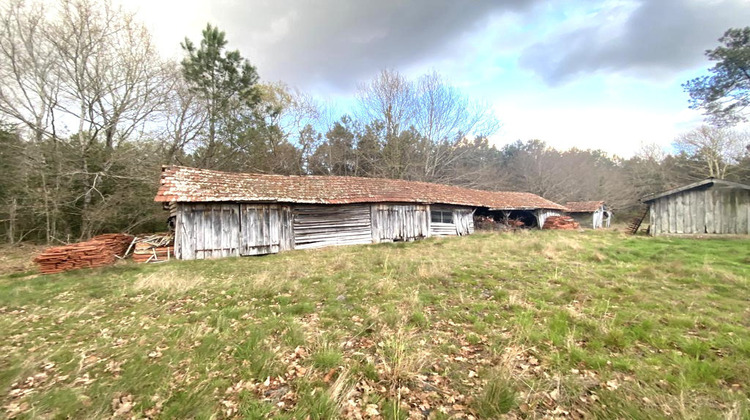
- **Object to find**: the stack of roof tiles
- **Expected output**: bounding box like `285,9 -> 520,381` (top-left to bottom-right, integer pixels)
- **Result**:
542,216 -> 580,230
155,166 -> 567,211
33,234 -> 134,274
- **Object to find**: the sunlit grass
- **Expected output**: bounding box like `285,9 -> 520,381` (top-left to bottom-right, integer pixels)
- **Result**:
0,230 -> 748,418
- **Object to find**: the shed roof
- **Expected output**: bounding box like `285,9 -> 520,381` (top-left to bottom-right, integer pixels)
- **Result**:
565,201 -> 605,213
641,179 -> 750,203
155,166 -> 567,211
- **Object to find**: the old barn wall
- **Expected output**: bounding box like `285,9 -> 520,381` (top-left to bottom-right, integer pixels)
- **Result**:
175,202 -> 486,260
176,203 -> 294,259
649,185 -> 750,235
175,203 -> 241,260
371,204 -> 429,242
293,205 -> 372,250
429,206 -> 474,236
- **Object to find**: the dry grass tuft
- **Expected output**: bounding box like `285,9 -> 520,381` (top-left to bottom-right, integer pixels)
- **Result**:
0,243 -> 47,274
132,269 -> 208,293
376,328 -> 427,387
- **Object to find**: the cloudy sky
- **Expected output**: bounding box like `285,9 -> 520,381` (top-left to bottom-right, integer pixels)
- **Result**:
121,0 -> 750,157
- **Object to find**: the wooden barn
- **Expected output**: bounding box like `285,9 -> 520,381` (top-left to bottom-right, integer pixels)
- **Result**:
154,166 -> 567,259
565,201 -> 612,229
642,179 -> 750,235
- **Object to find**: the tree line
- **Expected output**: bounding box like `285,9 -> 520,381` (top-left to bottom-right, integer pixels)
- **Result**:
0,0 -> 748,244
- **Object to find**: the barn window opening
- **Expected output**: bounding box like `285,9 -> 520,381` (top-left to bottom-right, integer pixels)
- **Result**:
431,210 -> 453,224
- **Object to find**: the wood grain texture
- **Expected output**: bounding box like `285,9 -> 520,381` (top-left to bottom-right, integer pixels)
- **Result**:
650,185 -> 750,235
293,205 -> 372,250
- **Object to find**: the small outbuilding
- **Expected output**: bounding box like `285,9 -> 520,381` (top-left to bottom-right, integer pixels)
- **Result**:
154,166 -> 568,259
565,201 -> 611,229
642,179 -> 750,235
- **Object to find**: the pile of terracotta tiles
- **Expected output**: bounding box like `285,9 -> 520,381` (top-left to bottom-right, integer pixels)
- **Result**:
132,233 -> 174,263
33,234 -> 134,274
543,216 -> 580,230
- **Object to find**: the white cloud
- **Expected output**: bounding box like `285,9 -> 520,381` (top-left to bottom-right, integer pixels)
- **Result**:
491,104 -> 705,157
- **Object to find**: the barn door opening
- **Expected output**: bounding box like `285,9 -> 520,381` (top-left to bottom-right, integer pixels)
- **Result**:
240,204 -> 281,255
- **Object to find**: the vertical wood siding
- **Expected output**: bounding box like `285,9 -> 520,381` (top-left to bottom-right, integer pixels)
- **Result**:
372,204 -> 429,242
293,205 -> 372,250
239,204 -> 281,256
176,203 -> 241,260
454,208 -> 475,235
650,185 -> 750,235
175,202 -> 491,260
592,209 -> 603,229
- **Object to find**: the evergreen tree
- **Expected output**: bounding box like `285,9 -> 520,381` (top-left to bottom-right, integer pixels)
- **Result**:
181,24 -> 262,167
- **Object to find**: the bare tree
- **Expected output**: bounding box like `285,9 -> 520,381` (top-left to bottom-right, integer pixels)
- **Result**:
0,0 -> 64,242
160,67 -> 206,164
356,69 -> 416,141
0,0 -> 172,240
673,125 -> 749,179
414,71 -> 499,181
50,0 -> 171,237
354,69 -> 500,182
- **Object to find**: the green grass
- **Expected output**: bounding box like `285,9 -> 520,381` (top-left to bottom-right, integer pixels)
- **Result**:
1,230 -> 749,418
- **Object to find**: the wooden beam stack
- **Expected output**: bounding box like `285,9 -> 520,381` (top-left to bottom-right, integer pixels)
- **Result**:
542,216 -> 580,230
131,233 -> 174,263
33,234 -> 134,274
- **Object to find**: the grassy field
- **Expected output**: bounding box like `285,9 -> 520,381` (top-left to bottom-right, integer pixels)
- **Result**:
1,231 -> 748,419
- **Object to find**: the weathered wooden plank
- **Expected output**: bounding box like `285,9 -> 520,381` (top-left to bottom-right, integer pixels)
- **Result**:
239,204 -> 281,256
687,190 -> 696,233
715,187 -> 723,233
174,204 -> 183,259
704,189 -> 714,233
279,205 -> 294,251
195,206 -> 204,259
675,192 -> 685,234
370,205 -> 380,243
695,188 -> 705,233
739,190 -> 750,234
658,199 -> 667,235
373,204 -> 429,241
293,204 -> 372,249
649,202 -> 656,235
687,191 -> 694,233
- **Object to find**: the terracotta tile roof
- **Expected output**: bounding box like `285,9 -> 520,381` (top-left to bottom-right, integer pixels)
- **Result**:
155,166 -> 567,211
565,201 -> 605,213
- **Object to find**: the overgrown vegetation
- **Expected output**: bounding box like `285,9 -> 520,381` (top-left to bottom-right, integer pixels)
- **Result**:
1,231 -> 748,418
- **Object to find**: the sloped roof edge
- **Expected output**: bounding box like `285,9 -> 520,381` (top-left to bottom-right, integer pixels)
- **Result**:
642,179 -> 750,203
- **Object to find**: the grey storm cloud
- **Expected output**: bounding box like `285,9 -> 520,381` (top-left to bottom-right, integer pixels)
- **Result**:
519,0 -> 750,84
209,0 -> 540,91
